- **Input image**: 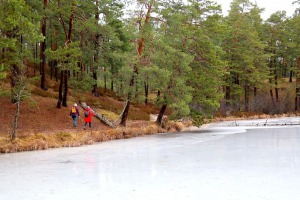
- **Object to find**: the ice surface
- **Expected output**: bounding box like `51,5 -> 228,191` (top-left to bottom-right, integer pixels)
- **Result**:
1,117 -> 300,200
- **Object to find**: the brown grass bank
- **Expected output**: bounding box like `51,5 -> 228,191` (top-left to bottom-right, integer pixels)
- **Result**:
0,121 -> 190,153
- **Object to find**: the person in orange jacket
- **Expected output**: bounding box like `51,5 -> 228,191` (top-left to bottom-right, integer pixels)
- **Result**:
83,106 -> 95,130
70,103 -> 80,127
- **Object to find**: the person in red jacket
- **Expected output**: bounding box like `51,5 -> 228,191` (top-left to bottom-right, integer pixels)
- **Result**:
83,106 -> 95,130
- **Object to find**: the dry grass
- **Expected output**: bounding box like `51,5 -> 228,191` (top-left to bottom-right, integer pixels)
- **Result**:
165,121 -> 186,132
0,122 -> 180,153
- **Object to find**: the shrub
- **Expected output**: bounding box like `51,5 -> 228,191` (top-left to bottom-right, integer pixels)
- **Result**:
165,121 -> 185,132
189,109 -> 205,126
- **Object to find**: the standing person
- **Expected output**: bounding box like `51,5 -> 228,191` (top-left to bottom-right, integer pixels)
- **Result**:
83,106 -> 94,130
70,103 -> 80,127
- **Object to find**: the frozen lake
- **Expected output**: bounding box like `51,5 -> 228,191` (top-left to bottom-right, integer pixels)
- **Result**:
1,117 -> 300,200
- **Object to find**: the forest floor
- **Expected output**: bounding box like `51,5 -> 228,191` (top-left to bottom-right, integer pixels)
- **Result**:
1,78 -> 298,153
0,95 -> 112,137
0,79 -> 193,153
0,76 -> 163,137
0,93 -> 169,137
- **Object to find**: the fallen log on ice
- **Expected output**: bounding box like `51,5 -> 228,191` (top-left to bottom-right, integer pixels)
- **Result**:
79,102 -> 116,128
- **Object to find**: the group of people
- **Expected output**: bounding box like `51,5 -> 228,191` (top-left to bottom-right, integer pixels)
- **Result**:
70,103 -> 95,130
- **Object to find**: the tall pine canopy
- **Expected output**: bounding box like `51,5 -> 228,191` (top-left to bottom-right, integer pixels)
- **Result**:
1,0 -> 300,132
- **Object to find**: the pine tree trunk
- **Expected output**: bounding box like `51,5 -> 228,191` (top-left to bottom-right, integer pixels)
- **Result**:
111,79 -> 114,91
270,89 -> 274,105
144,81 -> 149,105
295,58 -> 300,110
120,100 -> 130,126
233,73 -> 240,85
62,70 -> 68,107
275,70 -> 279,102
275,88 -> 279,102
253,86 -> 257,112
104,75 -> 107,94
135,78 -> 139,99
119,77 -> 123,96
10,64 -> 19,103
244,84 -> 249,112
119,2 -> 153,126
54,60 -> 58,82
156,104 -> 167,126
40,0 -> 47,91
57,1 -> 74,108
120,68 -> 136,126
34,43 -> 38,75
225,86 -> 230,107
49,22 -> 53,80
57,71 -> 63,108
92,0 -> 100,97
54,28 -> 58,82
269,58 -> 275,104
6,30 -> 19,103
9,33 -> 22,139
295,93 -> 299,111
156,90 -> 161,104
11,99 -> 20,140
289,70 -> 293,82
10,64 -> 19,88
92,67 -> 99,96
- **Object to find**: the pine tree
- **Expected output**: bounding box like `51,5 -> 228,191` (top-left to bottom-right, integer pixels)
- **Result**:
223,0 -> 268,112
119,0 -> 156,126
289,1 -> 300,110
0,0 -> 43,139
184,0 -> 226,124
264,12 -> 290,109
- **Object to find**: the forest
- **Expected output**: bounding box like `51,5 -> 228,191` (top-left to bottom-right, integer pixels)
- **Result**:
1,0 -> 300,137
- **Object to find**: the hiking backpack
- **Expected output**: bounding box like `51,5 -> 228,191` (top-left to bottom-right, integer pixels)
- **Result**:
71,107 -> 76,114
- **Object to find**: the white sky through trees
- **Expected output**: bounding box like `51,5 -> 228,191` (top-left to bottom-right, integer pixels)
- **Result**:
124,1 -> 297,20
215,0 -> 296,19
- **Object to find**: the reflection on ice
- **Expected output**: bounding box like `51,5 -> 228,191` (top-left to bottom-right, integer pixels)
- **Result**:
1,117 -> 300,200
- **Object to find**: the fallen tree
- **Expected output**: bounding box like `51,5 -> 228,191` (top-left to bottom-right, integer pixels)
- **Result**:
79,102 -> 116,128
